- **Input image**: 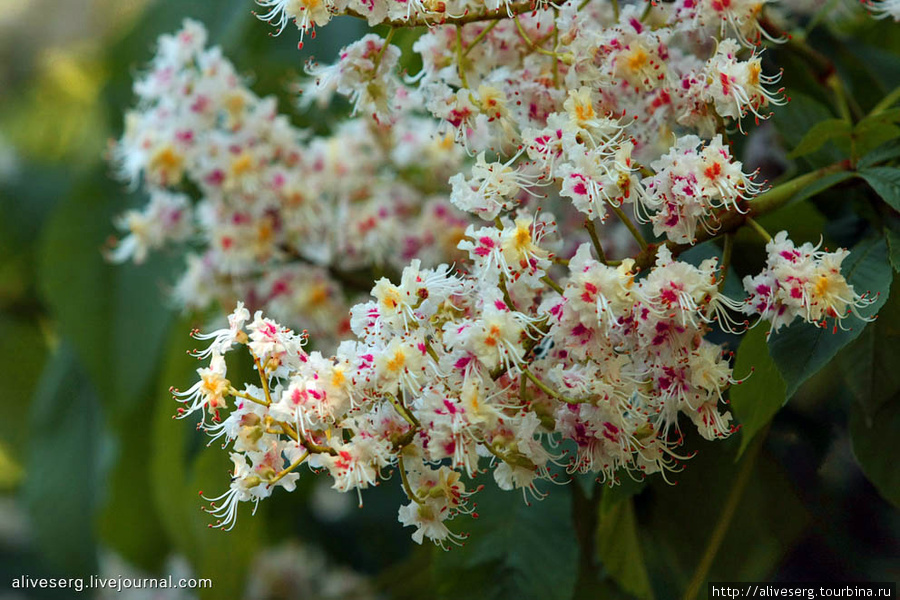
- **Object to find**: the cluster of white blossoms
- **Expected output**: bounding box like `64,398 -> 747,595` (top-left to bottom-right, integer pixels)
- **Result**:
742,232 -> 877,336
177,238 -> 740,543
111,0 -> 888,545
111,19 -> 468,343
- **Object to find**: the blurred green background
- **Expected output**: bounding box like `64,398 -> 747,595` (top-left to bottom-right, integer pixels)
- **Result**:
0,2 -> 898,599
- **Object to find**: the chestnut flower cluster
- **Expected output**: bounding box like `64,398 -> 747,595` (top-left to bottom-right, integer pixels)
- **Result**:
111,20 -> 468,343
177,237 -> 744,543
112,0 -> 884,545
742,232 -> 877,336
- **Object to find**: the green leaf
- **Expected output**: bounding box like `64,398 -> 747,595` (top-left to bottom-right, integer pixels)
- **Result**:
849,397 -> 900,509
853,111 -> 900,158
433,485 -> 578,600
787,119 -> 850,159
22,345 -> 104,576
189,447 -> 264,600
640,436 -> 809,594
886,225 -> 900,272
0,316 -> 48,463
859,138 -> 900,169
730,327 -> 788,457
773,94 -> 843,167
378,547 -> 437,600
860,167 -> 900,212
97,422 -> 170,572
757,200 -> 829,249
38,175 -> 176,419
768,236 -> 894,398
790,171 -> 856,206
597,498 -> 654,600
840,282 -> 900,423
598,474 -> 647,516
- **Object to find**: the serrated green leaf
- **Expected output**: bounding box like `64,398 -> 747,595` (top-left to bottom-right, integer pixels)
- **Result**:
597,498 -> 654,600
22,345 -> 104,576
860,167 -> 900,212
730,327 -> 788,457
768,236 -> 893,398
849,397 -> 900,508
788,119 -> 851,159
433,485 -> 577,600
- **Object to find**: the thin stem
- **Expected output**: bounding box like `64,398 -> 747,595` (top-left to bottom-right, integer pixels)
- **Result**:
279,422 -> 300,443
718,233 -> 734,293
299,432 -> 338,455
682,425 -> 771,600
455,25 -> 469,89
423,338 -> 441,363
398,455 -> 425,505
746,217 -> 773,243
484,441 -> 534,469
826,72 -> 852,122
609,203 -> 648,250
498,272 -> 518,311
513,15 -> 573,64
270,451 -> 309,485
871,85 -> 900,116
462,20 -> 499,57
386,392 -> 421,428
551,13 -> 560,88
228,387 -> 268,407
541,275 -> 565,295
752,161 -> 851,213
611,0 -> 619,20
373,27 -> 397,73
254,355 -> 274,407
522,367 -> 590,404
584,218 -> 608,264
